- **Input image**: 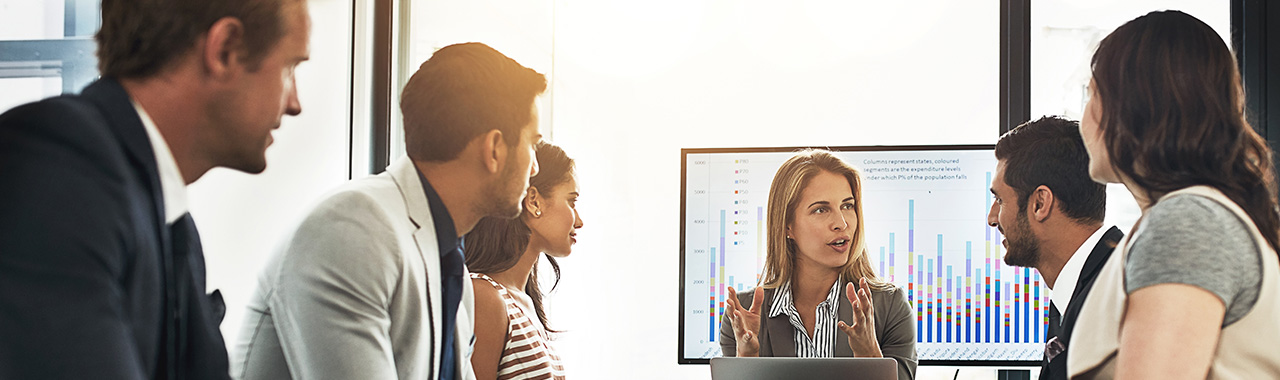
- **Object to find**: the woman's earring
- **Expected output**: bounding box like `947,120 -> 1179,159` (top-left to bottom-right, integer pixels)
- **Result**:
533,210 -> 542,217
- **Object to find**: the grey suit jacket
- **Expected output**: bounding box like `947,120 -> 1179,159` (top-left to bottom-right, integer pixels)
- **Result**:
719,282 -> 918,380
230,157 -> 476,380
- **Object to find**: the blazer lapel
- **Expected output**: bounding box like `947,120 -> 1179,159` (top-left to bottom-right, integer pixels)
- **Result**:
1061,226 -> 1123,340
387,157 -> 445,373
834,280 -> 855,357
1075,226 -> 1122,293
759,288 -> 795,357
81,78 -> 179,376
80,79 -> 166,233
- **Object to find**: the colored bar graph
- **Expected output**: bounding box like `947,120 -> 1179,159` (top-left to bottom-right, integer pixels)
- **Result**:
889,233 -> 895,282
709,247 -> 716,342
757,206 -> 763,282
936,235 -> 943,343
946,265 -> 953,343
1034,272 -> 1041,343
1004,282 -> 1011,342
1015,265 -> 1021,343
1024,268 -> 1031,343
956,275 -> 964,343
861,190 -> 1047,347
995,239 -> 1002,343
719,210 -> 726,325
965,241 -> 972,343
917,255 -> 923,343
985,172 -> 993,343
927,257 -> 933,343
909,200 -> 919,340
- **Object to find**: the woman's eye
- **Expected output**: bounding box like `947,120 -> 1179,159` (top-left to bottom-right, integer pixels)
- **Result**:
813,207 -> 826,214
841,203 -> 854,210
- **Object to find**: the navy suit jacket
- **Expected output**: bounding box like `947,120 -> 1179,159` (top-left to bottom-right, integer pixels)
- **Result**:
0,79 -> 229,380
1040,226 -> 1123,380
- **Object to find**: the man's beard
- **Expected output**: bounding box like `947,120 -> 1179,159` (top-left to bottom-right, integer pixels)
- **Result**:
478,154 -> 526,219
1002,210 -> 1041,268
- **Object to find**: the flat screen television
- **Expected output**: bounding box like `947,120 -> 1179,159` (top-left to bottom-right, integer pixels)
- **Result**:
679,145 -> 1045,366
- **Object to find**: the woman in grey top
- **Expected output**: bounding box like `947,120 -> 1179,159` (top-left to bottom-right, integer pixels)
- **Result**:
719,150 -> 917,380
1073,10 -> 1280,379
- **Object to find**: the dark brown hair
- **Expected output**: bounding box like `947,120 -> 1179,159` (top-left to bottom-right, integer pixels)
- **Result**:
995,116 -> 1106,223
1092,10 -> 1280,251
96,0 -> 295,79
464,141 -> 575,332
401,43 -> 547,162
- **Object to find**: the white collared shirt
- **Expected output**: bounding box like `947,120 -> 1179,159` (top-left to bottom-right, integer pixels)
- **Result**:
768,279 -> 843,357
1050,226 -> 1112,318
132,100 -> 188,225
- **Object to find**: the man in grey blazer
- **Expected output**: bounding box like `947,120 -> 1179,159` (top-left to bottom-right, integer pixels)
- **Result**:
231,43 -> 546,380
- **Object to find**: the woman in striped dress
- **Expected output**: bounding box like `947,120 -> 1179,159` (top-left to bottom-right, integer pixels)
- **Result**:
464,142 -> 582,380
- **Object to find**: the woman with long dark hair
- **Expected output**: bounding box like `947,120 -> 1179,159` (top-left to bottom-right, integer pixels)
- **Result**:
465,142 -> 581,380
719,149 -> 917,380
1069,10 -> 1280,379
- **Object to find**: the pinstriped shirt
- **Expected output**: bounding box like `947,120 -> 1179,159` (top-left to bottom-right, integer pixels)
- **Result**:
768,280 -> 843,357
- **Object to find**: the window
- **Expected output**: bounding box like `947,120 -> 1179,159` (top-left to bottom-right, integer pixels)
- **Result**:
0,0 -> 99,112
391,0 -> 554,161
1030,0 -> 1231,231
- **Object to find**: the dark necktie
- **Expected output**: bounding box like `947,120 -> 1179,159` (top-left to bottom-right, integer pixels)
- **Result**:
168,213 -> 229,380
1045,303 -> 1065,362
439,244 -> 464,380
160,213 -> 198,380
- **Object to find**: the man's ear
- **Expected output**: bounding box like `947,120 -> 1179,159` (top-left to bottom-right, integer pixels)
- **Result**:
202,17 -> 246,80
479,129 -> 506,174
1031,185 -> 1055,222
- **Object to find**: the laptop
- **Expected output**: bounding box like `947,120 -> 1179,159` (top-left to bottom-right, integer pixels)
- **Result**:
709,357 -> 898,380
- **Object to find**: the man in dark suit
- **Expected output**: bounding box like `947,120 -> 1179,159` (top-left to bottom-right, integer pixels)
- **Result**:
985,116 -> 1122,380
0,0 -> 310,378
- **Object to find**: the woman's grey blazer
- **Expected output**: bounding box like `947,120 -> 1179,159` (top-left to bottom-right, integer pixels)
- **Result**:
719,282 -> 918,380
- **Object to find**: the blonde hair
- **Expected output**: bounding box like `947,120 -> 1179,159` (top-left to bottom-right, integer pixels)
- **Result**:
760,149 -> 891,291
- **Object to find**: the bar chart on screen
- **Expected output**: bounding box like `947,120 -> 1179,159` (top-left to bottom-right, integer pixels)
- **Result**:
861,172 -> 1048,362
682,147 -> 1048,363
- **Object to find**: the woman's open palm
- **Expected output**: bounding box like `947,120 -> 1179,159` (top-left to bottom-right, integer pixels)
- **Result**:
726,286 -> 764,357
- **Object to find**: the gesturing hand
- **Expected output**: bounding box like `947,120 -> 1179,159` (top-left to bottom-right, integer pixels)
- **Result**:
726,286 -> 764,357
837,278 -> 883,358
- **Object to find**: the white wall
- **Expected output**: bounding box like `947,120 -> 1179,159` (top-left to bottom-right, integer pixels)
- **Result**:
545,1 -> 1002,379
